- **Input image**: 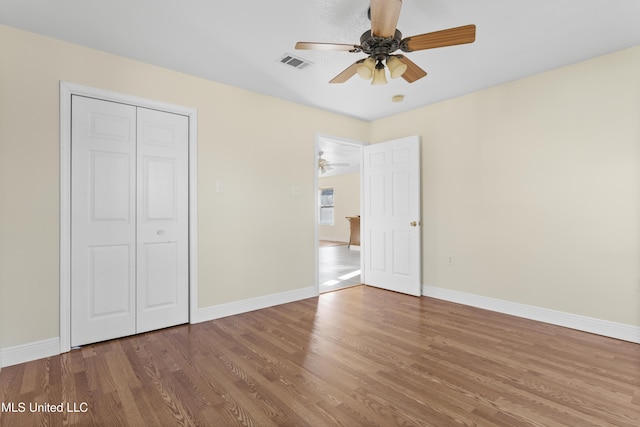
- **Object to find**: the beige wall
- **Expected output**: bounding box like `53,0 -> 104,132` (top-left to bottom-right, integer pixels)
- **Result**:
370,45 -> 640,326
0,25 -> 369,349
318,172 -> 361,242
1,24 -> 638,352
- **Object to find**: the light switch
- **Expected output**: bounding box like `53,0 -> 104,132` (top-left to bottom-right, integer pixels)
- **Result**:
216,181 -> 225,193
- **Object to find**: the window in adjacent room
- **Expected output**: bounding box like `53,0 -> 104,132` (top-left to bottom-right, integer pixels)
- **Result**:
319,188 -> 334,225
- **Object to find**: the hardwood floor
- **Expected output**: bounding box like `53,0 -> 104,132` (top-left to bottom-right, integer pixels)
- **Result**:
1,286 -> 639,426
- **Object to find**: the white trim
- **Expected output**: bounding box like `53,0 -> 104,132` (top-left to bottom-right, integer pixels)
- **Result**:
59,81 -> 198,354
59,83 -> 72,352
423,285 -> 640,344
188,111 -> 199,323
1,338 -> 60,368
359,142 -> 365,284
194,286 -> 317,323
313,136 -> 319,294
9,286 -> 636,367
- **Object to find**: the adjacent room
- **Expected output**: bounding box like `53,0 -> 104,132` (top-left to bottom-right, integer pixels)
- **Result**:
1,0 -> 639,425
317,136 -> 363,294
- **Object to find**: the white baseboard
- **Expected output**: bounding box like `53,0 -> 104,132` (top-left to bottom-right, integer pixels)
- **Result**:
0,337 -> 60,368
1,287 -> 318,368
422,285 -> 640,344
194,286 -> 318,324
7,286 -> 634,367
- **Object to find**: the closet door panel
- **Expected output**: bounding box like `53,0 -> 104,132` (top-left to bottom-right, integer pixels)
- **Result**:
71,97 -> 190,345
136,107 -> 189,332
71,96 -> 137,346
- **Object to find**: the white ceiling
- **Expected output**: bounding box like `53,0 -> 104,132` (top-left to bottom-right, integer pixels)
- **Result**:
2,0 -> 640,124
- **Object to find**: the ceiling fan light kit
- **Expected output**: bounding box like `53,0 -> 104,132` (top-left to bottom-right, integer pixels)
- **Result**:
295,0 -> 476,85
386,55 -> 407,79
371,64 -> 388,85
356,57 -> 376,79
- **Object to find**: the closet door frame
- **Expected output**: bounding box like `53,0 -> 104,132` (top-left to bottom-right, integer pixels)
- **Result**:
59,81 -> 198,353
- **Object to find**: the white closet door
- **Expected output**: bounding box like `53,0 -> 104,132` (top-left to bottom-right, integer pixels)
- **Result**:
71,97 -> 189,346
71,96 -> 137,346
136,107 -> 189,332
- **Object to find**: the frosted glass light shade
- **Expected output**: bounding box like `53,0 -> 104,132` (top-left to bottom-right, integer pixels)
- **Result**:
386,56 -> 407,79
371,67 -> 387,85
356,57 -> 375,79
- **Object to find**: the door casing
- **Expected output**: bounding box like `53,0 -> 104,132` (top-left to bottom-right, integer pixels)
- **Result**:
59,81 -> 198,353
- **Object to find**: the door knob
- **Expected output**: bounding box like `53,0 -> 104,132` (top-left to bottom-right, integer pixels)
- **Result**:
410,221 -> 418,227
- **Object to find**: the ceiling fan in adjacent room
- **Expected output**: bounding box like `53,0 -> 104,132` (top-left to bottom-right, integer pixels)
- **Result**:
318,151 -> 349,174
295,0 -> 476,85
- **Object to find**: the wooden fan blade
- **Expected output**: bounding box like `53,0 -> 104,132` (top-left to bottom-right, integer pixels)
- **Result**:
401,24 -> 476,52
295,42 -> 360,52
396,55 -> 427,83
370,0 -> 403,38
329,60 -> 363,84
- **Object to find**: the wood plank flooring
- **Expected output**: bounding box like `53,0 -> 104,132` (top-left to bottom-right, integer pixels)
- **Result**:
1,285 -> 639,426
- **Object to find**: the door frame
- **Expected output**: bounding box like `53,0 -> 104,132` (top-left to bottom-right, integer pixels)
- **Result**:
314,133 -> 367,293
59,81 -> 198,353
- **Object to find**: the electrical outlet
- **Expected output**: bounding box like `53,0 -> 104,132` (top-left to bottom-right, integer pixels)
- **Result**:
447,256 -> 455,266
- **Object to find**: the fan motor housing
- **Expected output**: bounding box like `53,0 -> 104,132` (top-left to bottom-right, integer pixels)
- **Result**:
359,30 -> 402,58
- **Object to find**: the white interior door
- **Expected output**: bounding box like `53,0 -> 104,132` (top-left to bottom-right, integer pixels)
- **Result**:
136,107 -> 189,332
71,96 -> 189,346
362,135 -> 421,296
71,96 -> 137,346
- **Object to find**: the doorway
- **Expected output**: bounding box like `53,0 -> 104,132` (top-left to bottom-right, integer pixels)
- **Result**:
59,82 -> 198,353
315,135 -> 366,293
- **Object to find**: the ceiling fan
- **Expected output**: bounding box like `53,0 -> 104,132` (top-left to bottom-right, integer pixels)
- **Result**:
318,151 -> 349,174
295,0 -> 476,85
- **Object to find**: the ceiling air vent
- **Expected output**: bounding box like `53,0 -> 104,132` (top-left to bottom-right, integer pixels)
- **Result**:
278,53 -> 313,70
